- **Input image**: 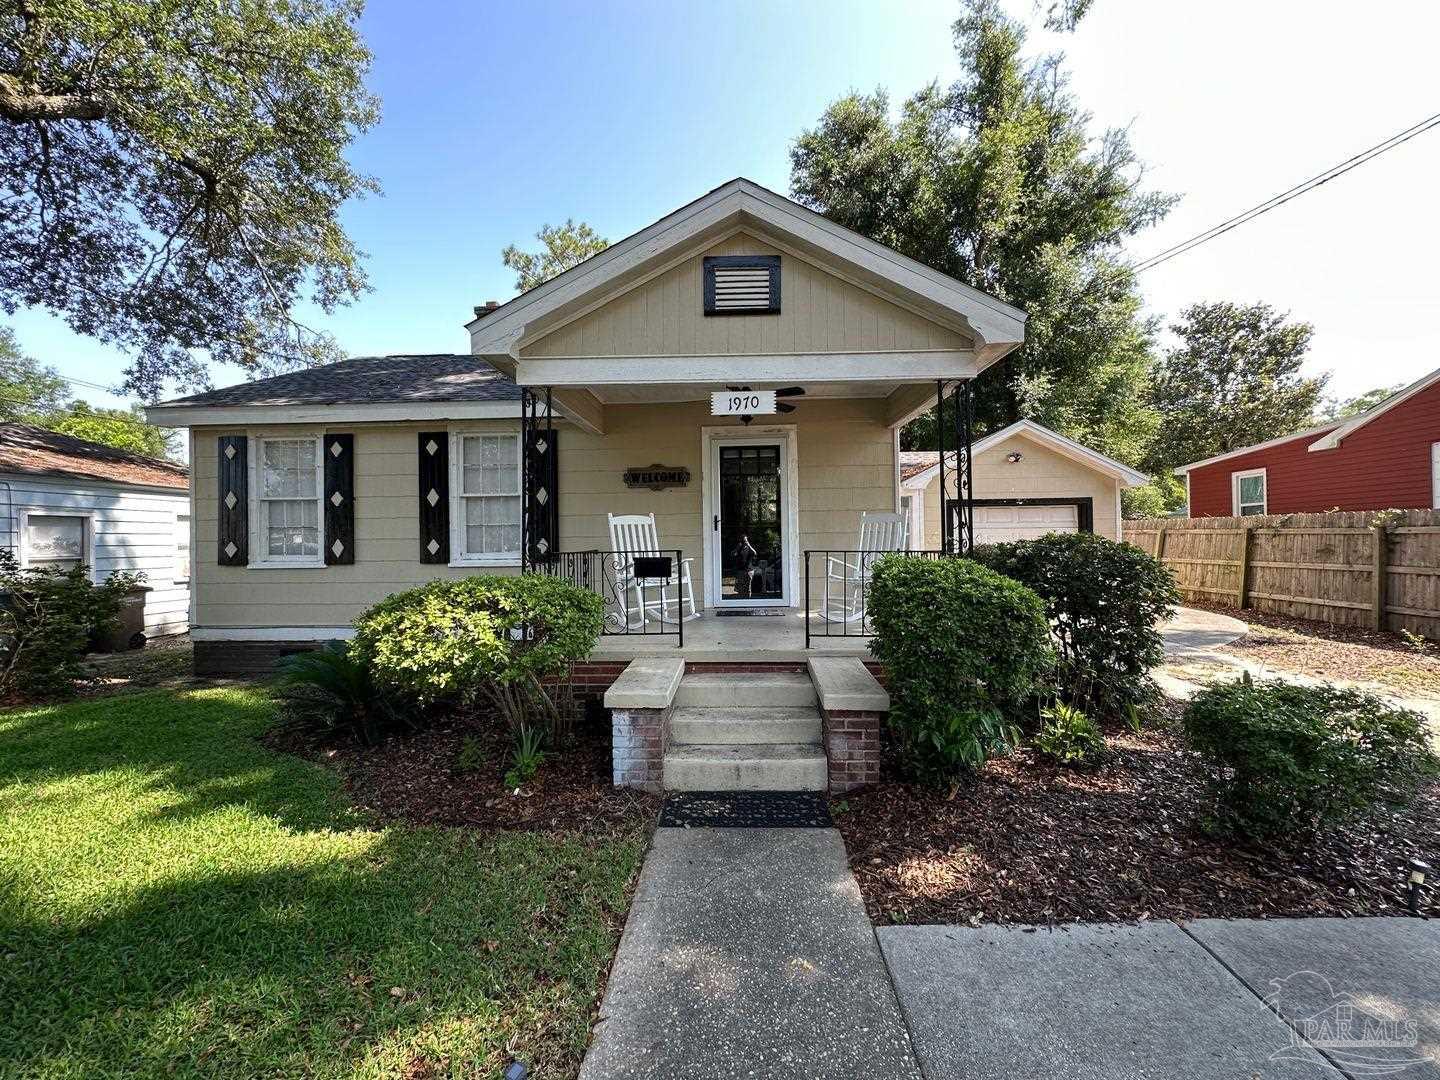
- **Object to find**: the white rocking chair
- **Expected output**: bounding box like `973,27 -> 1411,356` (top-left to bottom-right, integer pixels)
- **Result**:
820,511 -> 908,623
607,513 -> 700,629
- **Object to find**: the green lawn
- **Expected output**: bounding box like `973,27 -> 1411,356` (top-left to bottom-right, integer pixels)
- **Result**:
0,688 -> 648,1079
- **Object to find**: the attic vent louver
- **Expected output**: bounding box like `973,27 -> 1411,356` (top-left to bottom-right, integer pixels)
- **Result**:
704,255 -> 781,316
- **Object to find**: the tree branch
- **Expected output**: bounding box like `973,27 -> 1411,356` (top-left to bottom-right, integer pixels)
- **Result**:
0,75 -> 108,122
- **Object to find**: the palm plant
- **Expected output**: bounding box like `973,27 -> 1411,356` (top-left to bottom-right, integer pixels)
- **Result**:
273,642 -> 395,745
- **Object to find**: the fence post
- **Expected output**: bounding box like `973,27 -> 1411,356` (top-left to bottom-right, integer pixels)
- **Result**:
1236,525 -> 1254,609
1155,526 -> 1167,565
1371,524 -> 1388,630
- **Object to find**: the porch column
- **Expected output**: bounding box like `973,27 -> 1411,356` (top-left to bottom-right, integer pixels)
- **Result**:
952,379 -> 975,554
520,386 -> 556,571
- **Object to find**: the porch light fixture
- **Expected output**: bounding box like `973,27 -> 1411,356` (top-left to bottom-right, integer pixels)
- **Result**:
1408,858 -> 1430,914
1006,451 -> 1024,463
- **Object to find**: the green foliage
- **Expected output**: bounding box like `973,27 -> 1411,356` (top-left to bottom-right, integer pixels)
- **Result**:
504,724 -> 547,789
1145,302 -> 1326,474
454,735 -> 487,774
44,401 -> 176,458
791,0 -> 1172,462
351,575 -> 604,734
0,548 -> 139,698
1183,678 -> 1436,840
0,326 -> 68,419
868,554 -> 1052,782
501,220 -> 609,292
1318,383 -> 1404,421
973,533 -> 1177,717
1033,701 -> 1103,766
1122,471 -> 1186,519
272,641 -> 396,745
1,0 -> 380,397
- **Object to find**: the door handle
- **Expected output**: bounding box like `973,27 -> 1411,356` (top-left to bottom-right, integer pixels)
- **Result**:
713,515 -> 719,532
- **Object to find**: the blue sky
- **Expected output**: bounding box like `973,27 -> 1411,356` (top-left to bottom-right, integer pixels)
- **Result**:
10,0 -> 1440,411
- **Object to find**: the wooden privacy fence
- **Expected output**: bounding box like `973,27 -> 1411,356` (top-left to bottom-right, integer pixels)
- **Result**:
1123,509 -> 1440,640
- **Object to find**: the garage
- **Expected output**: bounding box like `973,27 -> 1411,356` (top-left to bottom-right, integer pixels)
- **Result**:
974,503 -> 1079,543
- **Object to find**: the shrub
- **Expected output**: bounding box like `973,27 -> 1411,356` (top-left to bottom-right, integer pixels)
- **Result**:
1034,702 -> 1104,766
972,532 -> 1178,718
0,549 -> 140,699
350,574 -> 604,735
504,724 -> 546,789
868,554 -> 1053,783
273,642 -> 398,745
1184,677 -> 1436,840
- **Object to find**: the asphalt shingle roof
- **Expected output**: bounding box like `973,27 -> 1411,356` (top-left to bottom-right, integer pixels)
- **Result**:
158,354 -> 520,408
0,424 -> 188,490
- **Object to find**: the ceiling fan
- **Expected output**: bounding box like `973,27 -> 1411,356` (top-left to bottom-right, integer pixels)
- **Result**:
726,385 -> 805,424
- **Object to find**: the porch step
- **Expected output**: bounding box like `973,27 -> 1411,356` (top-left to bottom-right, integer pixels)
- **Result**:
672,671 -> 817,708
670,706 -> 822,747
662,744 -> 828,792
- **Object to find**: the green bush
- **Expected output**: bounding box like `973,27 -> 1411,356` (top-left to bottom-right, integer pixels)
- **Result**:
273,641 -> 399,745
350,574 -> 604,734
868,554 -> 1053,783
972,532 -> 1178,718
0,549 -> 140,699
1034,702 -> 1104,766
1184,677 -> 1436,840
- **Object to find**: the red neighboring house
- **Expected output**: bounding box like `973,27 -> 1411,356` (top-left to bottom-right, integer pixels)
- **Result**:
1176,366 -> 1440,517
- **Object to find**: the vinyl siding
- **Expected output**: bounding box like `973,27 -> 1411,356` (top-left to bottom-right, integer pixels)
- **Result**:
1,473 -> 190,636
521,232 -> 972,359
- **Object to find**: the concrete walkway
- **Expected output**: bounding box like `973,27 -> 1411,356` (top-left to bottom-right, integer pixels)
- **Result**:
880,918 -> 1440,1080
1159,605 -> 1250,655
579,827 -> 921,1080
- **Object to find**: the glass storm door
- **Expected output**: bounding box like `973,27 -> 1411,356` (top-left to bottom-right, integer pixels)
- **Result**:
714,442 -> 786,606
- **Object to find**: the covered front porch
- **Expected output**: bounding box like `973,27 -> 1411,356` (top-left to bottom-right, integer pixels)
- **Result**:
590,606 -> 873,661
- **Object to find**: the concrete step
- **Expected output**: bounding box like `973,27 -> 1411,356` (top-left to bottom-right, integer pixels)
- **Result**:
663,743 -> 828,792
669,706 -> 822,747
673,671 -> 818,709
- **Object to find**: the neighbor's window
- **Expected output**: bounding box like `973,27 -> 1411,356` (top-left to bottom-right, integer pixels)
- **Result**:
456,433 -> 521,560
25,514 -> 86,571
174,512 -> 191,582
1232,468 -> 1267,516
258,437 -> 322,561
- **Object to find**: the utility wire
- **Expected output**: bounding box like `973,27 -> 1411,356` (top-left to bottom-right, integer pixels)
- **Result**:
1132,111 -> 1440,274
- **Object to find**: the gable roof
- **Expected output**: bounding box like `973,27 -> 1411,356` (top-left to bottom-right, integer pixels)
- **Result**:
147,354 -> 522,425
900,419 -> 1149,489
470,177 -> 1027,373
1307,364 -> 1440,451
0,424 -> 188,490
1171,420 -> 1340,476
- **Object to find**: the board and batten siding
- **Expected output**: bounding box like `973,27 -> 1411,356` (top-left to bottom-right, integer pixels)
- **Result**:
520,232 -> 973,360
190,400 -> 897,631
0,472 -> 191,637
917,433 -> 1122,548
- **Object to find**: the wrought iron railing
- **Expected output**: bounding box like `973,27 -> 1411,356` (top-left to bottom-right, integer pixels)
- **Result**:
531,549 -> 684,645
803,549 -> 952,647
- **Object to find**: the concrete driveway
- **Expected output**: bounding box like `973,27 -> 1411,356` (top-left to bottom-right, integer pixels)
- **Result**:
879,918 -> 1440,1080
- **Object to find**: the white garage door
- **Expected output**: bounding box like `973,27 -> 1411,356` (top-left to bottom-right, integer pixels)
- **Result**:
974,504 -> 1079,543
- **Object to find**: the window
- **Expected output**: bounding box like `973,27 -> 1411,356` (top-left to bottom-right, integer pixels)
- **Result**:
899,494 -> 922,550
1232,468 -> 1267,516
454,432 -> 521,561
24,514 -> 87,571
703,255 -> 781,316
257,436 -> 322,563
174,512 -> 191,583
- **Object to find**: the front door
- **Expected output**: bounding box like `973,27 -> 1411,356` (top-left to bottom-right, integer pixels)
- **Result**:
710,438 -> 788,607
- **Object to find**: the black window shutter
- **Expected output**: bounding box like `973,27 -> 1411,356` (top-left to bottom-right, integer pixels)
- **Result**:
323,434 -> 355,565
525,428 -> 559,561
217,435 -> 248,565
418,432 -> 449,563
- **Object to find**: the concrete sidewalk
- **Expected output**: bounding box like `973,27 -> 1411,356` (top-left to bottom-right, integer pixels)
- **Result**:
578,827 -> 921,1080
880,918 -> 1440,1080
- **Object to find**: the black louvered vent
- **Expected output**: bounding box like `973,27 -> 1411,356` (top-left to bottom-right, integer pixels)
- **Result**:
323,434 -> 355,565
704,255 -> 781,316
417,431 -> 449,563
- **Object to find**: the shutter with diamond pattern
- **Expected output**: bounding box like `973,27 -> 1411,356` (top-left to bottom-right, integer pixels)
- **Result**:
217,435 -> 248,565
417,431 -> 449,563
323,434 -> 355,565
524,428 -> 558,562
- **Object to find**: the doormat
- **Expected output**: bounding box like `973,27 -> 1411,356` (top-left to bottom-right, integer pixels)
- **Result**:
713,609 -> 786,617
659,791 -> 833,828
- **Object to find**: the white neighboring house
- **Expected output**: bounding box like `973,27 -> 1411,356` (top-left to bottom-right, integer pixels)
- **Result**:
0,423 -> 191,640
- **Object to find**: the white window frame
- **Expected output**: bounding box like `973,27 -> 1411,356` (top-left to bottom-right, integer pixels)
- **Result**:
17,508 -> 96,582
248,433 -> 326,568
1231,467 -> 1268,517
1432,442 -> 1439,509
899,492 -> 924,550
173,510 -> 192,584
448,428 -> 523,567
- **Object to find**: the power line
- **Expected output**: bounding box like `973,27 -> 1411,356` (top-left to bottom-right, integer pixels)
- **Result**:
1132,111 -> 1440,274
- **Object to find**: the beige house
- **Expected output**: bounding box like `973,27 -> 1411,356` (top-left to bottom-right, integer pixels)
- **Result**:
898,419 -> 1148,551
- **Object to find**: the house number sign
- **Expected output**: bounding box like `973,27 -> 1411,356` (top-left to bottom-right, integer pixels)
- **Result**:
711,389 -> 777,416
623,464 -> 691,491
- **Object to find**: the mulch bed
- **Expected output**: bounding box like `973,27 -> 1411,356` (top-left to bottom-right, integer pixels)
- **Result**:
1187,599 -> 1440,699
835,707 -> 1439,926
274,717 -> 659,836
